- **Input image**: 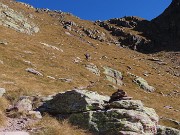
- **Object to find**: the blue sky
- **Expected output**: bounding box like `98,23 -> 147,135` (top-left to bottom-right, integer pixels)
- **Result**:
16,0 -> 172,21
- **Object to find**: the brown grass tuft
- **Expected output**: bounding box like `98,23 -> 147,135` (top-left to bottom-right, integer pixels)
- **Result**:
30,115 -> 91,135
0,98 -> 9,126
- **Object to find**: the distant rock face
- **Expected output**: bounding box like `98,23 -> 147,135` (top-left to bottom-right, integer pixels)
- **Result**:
39,89 -> 159,135
96,0 -> 180,53
149,0 -> 180,52
0,2 -> 39,35
96,17 -> 151,51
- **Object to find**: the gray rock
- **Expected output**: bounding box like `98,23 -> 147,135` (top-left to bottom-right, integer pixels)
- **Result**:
85,63 -> 100,76
133,77 -> 155,92
157,125 -> 180,135
0,2 -> 39,35
39,89 -> 110,114
15,97 -> 33,112
59,78 -> 73,83
0,88 -> 6,97
40,89 -> 159,135
103,66 -> 123,86
0,40 -> 8,45
83,28 -> 107,42
109,100 -> 144,110
69,108 -> 158,135
26,68 -> 43,76
41,95 -> 54,102
28,111 -> 42,119
142,107 -> 159,124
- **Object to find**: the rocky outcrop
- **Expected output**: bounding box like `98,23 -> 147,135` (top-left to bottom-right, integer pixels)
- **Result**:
83,28 -> 107,42
38,89 -> 109,114
108,16 -> 144,28
133,77 -> 155,92
96,17 -> 151,50
38,89 -> 160,135
6,96 -> 42,119
14,97 -> 33,112
96,0 -> 180,53
85,63 -> 100,76
69,108 -> 158,135
103,67 -> 123,86
0,2 -> 39,35
128,72 -> 155,92
25,68 -> 43,76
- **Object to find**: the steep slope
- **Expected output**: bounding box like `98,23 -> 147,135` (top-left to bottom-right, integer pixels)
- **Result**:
0,0 -> 179,134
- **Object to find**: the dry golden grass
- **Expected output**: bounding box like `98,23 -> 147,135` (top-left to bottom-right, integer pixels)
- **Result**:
30,115 -> 91,135
0,98 -> 9,126
0,0 -> 179,131
0,111 -> 6,127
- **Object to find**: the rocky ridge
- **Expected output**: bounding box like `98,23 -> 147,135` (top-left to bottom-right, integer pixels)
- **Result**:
96,0 -> 180,53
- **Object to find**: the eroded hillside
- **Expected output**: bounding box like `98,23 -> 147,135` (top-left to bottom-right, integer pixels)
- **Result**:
0,0 -> 179,134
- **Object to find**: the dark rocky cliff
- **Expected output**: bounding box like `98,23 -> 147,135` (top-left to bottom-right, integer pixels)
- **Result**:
97,0 -> 180,53
150,0 -> 180,52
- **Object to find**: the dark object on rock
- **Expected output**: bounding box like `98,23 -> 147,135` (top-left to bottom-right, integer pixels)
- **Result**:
109,89 -> 132,103
84,53 -> 91,61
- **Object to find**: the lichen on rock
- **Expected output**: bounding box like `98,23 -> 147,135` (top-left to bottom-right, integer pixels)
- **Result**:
103,66 -> 123,86
0,2 -> 39,35
38,89 -> 160,135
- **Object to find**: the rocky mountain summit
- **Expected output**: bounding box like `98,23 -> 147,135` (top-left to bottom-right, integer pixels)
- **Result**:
96,0 -> 180,53
0,0 -> 179,134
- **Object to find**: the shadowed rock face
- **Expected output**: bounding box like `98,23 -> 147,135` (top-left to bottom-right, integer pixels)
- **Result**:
131,0 -> 180,52
97,0 -> 180,53
150,0 -> 180,52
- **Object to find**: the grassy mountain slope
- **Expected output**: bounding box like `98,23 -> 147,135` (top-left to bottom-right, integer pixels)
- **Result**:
0,0 -> 179,134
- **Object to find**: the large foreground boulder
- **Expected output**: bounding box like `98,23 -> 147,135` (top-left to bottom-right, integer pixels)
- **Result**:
69,108 -> 158,135
39,89 -> 161,134
39,89 -> 110,114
